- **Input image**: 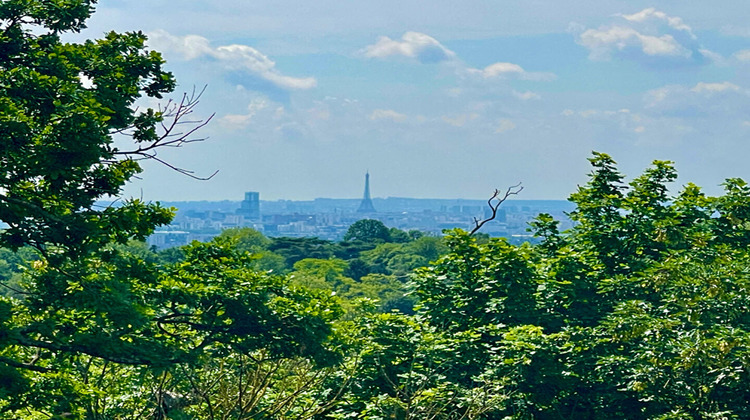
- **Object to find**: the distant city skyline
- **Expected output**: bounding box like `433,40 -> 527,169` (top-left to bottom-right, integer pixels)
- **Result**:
72,2 -> 750,202
151,194 -> 575,247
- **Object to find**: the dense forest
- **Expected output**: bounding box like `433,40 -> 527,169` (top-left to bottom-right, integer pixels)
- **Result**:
3,2 -> 750,419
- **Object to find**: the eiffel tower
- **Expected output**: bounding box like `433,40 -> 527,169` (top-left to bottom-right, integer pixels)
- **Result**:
357,171 -> 376,213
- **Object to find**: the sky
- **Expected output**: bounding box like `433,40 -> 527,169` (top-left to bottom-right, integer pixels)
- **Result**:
77,1 -> 750,201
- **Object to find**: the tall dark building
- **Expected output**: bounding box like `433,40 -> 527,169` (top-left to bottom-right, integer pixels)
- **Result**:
357,172 -> 376,213
237,191 -> 260,220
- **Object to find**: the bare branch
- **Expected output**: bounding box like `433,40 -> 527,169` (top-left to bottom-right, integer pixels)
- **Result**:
469,183 -> 523,235
142,154 -> 219,181
111,85 -> 216,180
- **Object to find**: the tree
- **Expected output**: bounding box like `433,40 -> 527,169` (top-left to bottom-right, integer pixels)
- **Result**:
7,18 -> 750,416
291,257 -> 352,292
332,313 -> 510,419
0,1 -> 209,259
142,240 -> 344,418
22,239 -> 346,418
269,237 -> 341,268
403,153 -> 750,418
0,246 -> 38,298
0,3 -> 348,416
217,228 -> 287,273
412,230 -> 537,333
0,1 -> 194,411
344,219 -> 391,243
387,227 -> 411,243
217,227 -> 271,252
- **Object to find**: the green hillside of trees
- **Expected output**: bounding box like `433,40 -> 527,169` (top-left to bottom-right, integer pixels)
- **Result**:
2,2 -> 750,418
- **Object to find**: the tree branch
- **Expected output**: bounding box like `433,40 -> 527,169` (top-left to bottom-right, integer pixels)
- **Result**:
112,86 -> 217,180
15,334 -> 175,367
0,355 -> 51,373
470,183 -> 523,235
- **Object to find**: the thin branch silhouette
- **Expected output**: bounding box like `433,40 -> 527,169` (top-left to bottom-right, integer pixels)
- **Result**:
470,183 -> 523,235
112,86 -> 217,180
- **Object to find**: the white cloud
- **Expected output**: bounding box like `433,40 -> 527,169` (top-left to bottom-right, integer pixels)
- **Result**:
363,32 -> 456,63
214,44 -> 316,89
691,82 -> 740,93
644,86 -> 671,106
513,91 -> 541,100
579,25 -> 690,59
361,31 -> 557,88
576,9 -> 710,66
148,30 -> 316,90
560,107 -> 644,134
620,8 -> 695,39
369,109 -> 408,122
480,62 -> 524,76
441,113 -> 478,127
148,30 -> 212,60
495,118 -> 516,133
308,107 -> 331,121
578,109 -> 599,118
219,97 -> 270,129
644,82 -> 749,120
699,49 -> 725,65
562,108 -> 635,119
467,62 -> 556,81
647,82 -> 742,105
567,22 -> 586,34
734,49 -> 750,61
445,88 -> 463,97
560,108 -> 633,119
78,72 -> 95,89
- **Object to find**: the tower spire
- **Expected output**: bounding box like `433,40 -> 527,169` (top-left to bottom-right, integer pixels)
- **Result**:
357,171 -> 376,213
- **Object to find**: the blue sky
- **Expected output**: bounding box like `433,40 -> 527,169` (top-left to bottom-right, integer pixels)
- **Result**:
81,1 -> 750,201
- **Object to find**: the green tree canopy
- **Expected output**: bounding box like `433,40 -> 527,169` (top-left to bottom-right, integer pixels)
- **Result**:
344,219 -> 391,243
0,3 -> 346,416
5,16 -> 750,416
217,227 -> 271,252
406,153 -> 750,418
0,0 -> 182,258
269,236 -> 340,268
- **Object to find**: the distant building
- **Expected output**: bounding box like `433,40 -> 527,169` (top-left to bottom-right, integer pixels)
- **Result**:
357,172 -> 376,213
237,191 -> 260,220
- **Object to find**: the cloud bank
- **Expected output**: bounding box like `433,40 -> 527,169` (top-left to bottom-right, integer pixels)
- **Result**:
148,30 -> 316,91
620,8 -> 696,38
362,31 -> 456,63
362,31 -> 556,85
577,8 -> 710,66
467,62 -> 557,81
369,109 -> 408,122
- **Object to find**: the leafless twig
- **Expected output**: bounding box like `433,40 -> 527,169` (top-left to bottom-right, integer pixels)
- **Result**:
470,183 -> 523,235
112,86 -> 217,180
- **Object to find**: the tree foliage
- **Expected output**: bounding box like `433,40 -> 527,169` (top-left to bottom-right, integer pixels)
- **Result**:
0,3 -> 345,417
344,219 -> 392,243
0,0 -> 178,258
3,3 -> 750,417
403,153 -> 750,418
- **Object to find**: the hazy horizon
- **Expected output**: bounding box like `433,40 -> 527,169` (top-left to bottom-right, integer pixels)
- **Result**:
156,196 -> 573,204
